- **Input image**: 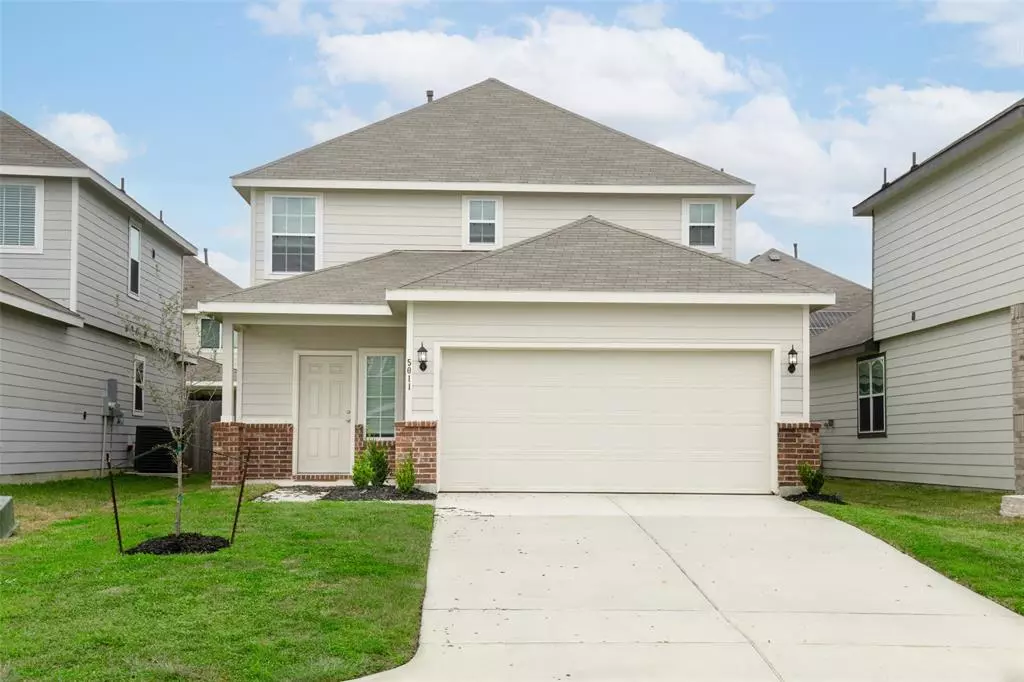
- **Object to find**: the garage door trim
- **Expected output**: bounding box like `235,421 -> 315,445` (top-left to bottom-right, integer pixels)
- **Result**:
432,341 -> 782,493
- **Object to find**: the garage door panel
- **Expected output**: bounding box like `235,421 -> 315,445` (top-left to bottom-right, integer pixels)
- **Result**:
440,349 -> 772,493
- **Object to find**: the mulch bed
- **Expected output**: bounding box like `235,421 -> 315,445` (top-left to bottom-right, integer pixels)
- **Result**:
321,485 -> 436,501
784,492 -> 846,504
125,533 -> 230,555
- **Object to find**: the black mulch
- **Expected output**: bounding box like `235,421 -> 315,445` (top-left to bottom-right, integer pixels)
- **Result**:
125,533 -> 230,555
321,485 -> 436,501
784,492 -> 846,504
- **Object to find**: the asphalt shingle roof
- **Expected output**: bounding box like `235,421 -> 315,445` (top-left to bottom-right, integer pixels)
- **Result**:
234,79 -> 750,187
0,112 -> 88,168
0,274 -> 82,318
400,217 -> 821,294
183,257 -> 242,309
810,306 -> 873,357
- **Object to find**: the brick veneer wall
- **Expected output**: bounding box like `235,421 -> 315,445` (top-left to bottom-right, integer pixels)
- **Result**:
777,422 -> 822,488
211,423 -> 293,485
1012,304 -> 1024,494
394,421 -> 437,484
354,424 -> 398,472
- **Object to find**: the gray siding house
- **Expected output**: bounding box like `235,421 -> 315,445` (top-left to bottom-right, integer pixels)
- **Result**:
809,98 -> 1024,493
0,112 -> 197,481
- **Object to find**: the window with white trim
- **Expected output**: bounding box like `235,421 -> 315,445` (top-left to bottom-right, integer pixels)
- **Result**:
199,318 -> 221,349
270,195 -> 317,273
364,354 -> 398,438
857,355 -> 885,436
686,201 -> 719,249
463,197 -> 502,249
0,180 -> 43,251
128,221 -> 141,297
133,356 -> 146,416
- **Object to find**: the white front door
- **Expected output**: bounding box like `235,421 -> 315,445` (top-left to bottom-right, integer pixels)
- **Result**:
297,354 -> 353,474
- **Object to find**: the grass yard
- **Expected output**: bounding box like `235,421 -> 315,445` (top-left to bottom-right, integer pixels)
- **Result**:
802,478 -> 1024,616
0,475 -> 434,681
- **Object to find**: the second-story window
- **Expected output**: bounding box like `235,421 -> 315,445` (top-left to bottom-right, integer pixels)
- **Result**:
200,318 -> 221,349
685,200 -> 721,251
0,180 -> 44,253
270,195 -> 317,274
128,221 -> 141,297
463,196 -> 502,249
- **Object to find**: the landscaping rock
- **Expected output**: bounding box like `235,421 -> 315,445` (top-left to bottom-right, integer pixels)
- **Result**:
253,485 -> 436,503
1000,494 -> 1024,518
125,533 -> 230,555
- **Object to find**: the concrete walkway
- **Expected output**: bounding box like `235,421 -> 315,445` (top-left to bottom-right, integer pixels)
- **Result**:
364,493 -> 1024,681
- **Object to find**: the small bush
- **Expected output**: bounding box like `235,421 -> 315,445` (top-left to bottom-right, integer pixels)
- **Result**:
395,454 -> 416,495
364,440 -> 390,487
351,454 -> 373,489
798,462 -> 825,495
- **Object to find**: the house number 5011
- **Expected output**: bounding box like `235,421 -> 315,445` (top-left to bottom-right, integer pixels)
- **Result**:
407,358 -> 413,391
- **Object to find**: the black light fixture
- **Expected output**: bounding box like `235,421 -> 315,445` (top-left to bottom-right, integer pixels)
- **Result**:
787,345 -> 798,374
417,343 -> 429,371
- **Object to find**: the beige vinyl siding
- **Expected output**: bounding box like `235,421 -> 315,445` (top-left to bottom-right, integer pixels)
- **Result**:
252,190 -> 739,284
811,309 -> 1014,490
0,176 -> 73,306
0,306 -> 179,477
77,184 -> 183,339
872,127 -> 1024,341
239,325 -> 404,422
408,302 -> 805,421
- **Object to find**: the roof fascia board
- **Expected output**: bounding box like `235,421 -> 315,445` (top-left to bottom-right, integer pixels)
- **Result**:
1,164 -> 197,254
810,339 -> 879,364
198,301 -> 395,316
386,289 -> 836,306
0,291 -> 85,327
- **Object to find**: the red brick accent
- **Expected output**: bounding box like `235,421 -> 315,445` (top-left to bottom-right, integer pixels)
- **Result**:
394,421 -> 437,484
354,424 -> 398,472
212,422 -> 293,485
777,422 -> 822,487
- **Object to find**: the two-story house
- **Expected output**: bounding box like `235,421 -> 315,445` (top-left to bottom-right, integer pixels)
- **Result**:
201,79 -> 833,492
0,112 -> 197,482
810,98 -> 1024,502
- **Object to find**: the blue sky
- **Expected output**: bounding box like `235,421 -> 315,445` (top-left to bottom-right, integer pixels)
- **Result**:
2,0 -> 1022,286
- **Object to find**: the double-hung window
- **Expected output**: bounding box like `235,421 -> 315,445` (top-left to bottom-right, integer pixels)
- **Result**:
463,197 -> 502,249
199,318 -> 221,350
133,356 -> 146,416
269,195 -> 318,274
685,200 -> 721,251
0,179 -> 44,253
364,353 -> 399,438
857,355 -> 885,437
128,221 -> 141,297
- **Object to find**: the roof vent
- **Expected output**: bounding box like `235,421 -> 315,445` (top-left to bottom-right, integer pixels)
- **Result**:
768,252 -> 781,262
426,90 -> 434,103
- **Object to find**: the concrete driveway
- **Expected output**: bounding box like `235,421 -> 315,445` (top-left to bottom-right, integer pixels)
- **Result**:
366,493 -> 1024,681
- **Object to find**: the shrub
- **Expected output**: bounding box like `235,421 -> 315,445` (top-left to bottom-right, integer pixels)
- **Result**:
798,462 -> 825,495
364,440 -> 390,487
395,454 -> 416,495
351,454 -> 373,489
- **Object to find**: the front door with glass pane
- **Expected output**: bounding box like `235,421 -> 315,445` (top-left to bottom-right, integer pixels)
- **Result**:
297,355 -> 353,473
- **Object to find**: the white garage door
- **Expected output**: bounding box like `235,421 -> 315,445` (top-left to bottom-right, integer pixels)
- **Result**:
439,349 -> 773,493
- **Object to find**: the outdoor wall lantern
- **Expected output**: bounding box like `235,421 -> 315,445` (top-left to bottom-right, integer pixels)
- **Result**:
787,345 -> 798,374
417,343 -> 429,371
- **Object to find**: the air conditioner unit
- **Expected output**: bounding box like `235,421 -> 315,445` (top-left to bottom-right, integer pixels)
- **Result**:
0,496 -> 16,539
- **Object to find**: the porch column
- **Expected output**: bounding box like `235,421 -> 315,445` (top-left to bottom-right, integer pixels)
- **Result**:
221,319 -> 235,422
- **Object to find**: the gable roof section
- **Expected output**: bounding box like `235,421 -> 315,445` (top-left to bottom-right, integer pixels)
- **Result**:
183,257 -> 242,309
397,217 -> 823,296
233,79 -> 751,189
0,113 -> 88,168
810,306 -> 874,359
0,275 -> 83,327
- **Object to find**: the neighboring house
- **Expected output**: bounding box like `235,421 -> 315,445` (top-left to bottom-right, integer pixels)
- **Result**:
0,112 -> 197,482
810,98 -> 1024,493
201,79 -> 833,492
182,254 -> 241,395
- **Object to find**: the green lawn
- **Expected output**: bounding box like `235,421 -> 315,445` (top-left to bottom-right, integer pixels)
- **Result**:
0,475 -> 434,681
802,478 -> 1024,616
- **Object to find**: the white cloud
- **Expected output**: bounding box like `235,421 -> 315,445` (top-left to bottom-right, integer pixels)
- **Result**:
307,104 -> 368,141
926,0 -> 1024,66
39,112 -> 132,171
205,251 -> 251,287
616,2 -> 668,29
724,2 -> 775,21
736,220 -> 782,261
247,0 -> 425,36
246,0 -> 309,35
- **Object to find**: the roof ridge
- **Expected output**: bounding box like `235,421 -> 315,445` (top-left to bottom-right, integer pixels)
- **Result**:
232,80 -> 497,179
0,111 -> 89,168
754,248 -> 871,293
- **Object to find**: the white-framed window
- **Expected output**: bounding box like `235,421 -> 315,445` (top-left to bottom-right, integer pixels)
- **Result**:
199,318 -> 221,350
683,199 -> 722,252
360,350 -> 402,439
0,179 -> 44,253
462,196 -> 503,250
132,355 -> 146,416
127,220 -> 141,298
857,355 -> 886,437
266,194 -> 321,275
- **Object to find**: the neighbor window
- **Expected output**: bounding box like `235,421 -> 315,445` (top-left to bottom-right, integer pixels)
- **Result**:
0,180 -> 43,252
857,355 -> 885,436
686,201 -> 718,249
128,221 -> 141,297
464,197 -> 502,249
364,354 -> 398,438
133,356 -> 146,416
269,195 -> 317,274
199,318 -> 221,349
